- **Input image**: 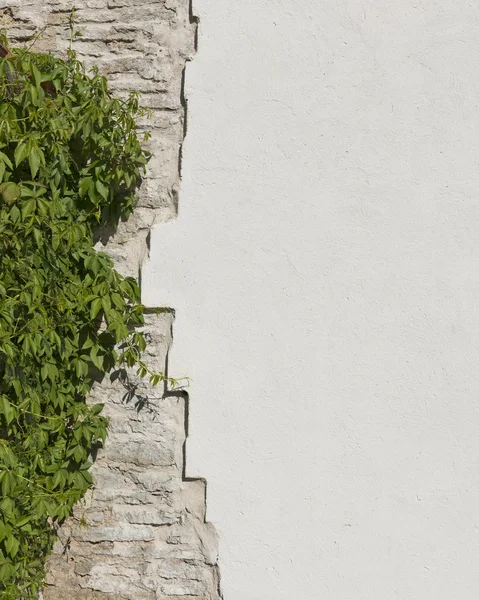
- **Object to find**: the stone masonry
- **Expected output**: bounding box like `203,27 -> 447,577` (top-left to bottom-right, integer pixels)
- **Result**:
0,1 -> 222,598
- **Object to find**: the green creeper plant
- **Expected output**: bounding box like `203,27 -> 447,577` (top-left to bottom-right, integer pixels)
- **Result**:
0,35 -> 172,597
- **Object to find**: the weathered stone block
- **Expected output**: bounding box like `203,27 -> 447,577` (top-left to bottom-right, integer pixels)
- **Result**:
77,524 -> 157,543
111,505 -> 181,526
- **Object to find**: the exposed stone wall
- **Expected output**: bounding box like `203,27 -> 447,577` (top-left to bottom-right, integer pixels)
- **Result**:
0,1 -> 222,598
45,313 -> 221,600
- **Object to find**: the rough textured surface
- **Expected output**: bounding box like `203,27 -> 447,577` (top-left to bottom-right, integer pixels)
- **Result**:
43,314 -> 221,600
2,1 -> 221,598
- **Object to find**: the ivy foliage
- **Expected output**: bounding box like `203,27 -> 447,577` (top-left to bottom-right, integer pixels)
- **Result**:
0,36 -> 168,597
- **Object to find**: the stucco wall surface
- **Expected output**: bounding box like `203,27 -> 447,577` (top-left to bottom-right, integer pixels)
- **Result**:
144,1 -> 479,599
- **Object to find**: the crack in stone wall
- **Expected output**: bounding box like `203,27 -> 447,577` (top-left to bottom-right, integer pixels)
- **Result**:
1,1 -> 222,598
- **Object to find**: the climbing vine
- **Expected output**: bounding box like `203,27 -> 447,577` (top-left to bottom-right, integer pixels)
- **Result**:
0,34 -> 170,598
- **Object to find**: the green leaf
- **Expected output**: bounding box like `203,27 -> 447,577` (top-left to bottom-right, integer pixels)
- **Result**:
29,148 -> 41,179
79,177 -> 93,198
14,142 -> 29,167
82,470 -> 93,484
0,561 -> 14,581
101,295 -> 111,317
75,360 -> 88,378
33,227 -> 42,246
0,151 -> 13,169
21,198 -> 36,219
30,83 -> 38,105
90,297 -> 102,320
0,182 -> 20,205
10,205 -> 20,223
0,396 -> 14,426
32,63 -> 42,89
90,345 -> 104,370
95,180 -> 108,199
52,470 -> 65,489
16,516 -> 31,528
1,472 -> 11,496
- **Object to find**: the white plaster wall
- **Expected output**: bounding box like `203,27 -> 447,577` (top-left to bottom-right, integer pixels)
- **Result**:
143,2 -> 479,598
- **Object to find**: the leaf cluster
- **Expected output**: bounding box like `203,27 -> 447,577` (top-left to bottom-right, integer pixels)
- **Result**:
0,35 -> 165,597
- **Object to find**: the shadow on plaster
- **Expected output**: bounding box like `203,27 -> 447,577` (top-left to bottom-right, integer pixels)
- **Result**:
178,0 -> 199,196
153,3 -> 224,597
